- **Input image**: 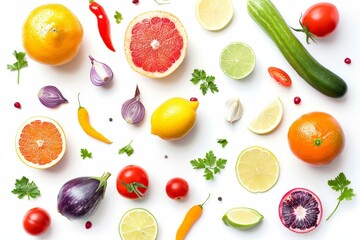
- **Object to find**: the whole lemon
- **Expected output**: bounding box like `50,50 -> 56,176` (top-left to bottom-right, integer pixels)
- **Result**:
22,4 -> 83,66
151,97 -> 199,140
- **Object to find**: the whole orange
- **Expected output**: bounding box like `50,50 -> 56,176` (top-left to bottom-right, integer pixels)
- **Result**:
22,4 -> 83,66
287,112 -> 344,166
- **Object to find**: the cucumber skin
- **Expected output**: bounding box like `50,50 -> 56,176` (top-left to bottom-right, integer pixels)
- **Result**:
247,0 -> 347,98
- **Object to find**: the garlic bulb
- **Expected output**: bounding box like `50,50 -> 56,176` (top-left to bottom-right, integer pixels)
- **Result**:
225,97 -> 243,123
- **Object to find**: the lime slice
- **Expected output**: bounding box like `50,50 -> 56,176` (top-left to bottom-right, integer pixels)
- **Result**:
236,146 -> 279,193
195,0 -> 233,31
222,207 -> 264,230
219,42 -> 256,79
119,208 -> 158,240
248,97 -> 283,134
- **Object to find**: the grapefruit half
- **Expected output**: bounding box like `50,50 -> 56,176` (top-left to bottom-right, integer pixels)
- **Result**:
15,116 -> 66,169
124,11 -> 188,78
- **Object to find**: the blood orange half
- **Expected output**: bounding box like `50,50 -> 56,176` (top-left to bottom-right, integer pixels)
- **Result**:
15,116 -> 66,169
124,11 -> 188,78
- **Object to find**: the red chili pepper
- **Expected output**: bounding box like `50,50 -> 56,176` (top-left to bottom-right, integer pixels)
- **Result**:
89,0 -> 115,52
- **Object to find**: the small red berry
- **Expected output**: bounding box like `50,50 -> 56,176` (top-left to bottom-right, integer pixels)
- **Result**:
132,0 -> 139,3
14,102 -> 21,109
85,221 -> 92,229
344,58 -> 351,64
190,97 -> 198,102
294,97 -> 301,105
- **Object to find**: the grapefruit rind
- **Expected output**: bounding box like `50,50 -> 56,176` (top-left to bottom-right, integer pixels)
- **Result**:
15,116 -> 66,169
124,11 -> 188,79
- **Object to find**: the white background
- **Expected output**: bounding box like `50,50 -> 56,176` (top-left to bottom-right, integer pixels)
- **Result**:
1,0 -> 358,239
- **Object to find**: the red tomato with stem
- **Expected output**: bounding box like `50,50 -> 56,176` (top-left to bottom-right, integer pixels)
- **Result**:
116,165 -> 149,199
166,177 -> 189,200
268,67 -> 292,87
23,207 -> 51,236
300,3 -> 339,42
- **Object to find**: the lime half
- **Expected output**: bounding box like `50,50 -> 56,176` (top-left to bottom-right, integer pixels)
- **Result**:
222,207 -> 264,230
236,146 -> 280,193
220,42 -> 256,79
119,208 -> 158,240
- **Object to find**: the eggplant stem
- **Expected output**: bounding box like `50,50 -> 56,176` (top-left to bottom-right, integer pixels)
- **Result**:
95,172 -> 111,193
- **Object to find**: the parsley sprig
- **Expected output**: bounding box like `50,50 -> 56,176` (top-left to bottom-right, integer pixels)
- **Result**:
7,50 -> 28,84
119,140 -> 134,156
217,138 -> 228,148
114,11 -> 123,24
81,148 -> 92,159
326,172 -> 355,221
190,69 -> 218,95
190,150 -> 227,180
11,176 -> 40,200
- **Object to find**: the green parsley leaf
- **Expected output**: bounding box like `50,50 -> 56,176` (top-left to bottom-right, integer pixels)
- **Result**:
119,140 -> 134,157
326,172 -> 355,221
114,11 -> 123,24
7,50 -> 28,84
81,148 -> 92,159
190,150 -> 227,181
11,176 -> 40,200
190,69 -> 218,95
217,138 -> 228,148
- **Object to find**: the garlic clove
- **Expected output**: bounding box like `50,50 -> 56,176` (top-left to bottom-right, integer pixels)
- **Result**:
225,97 -> 243,123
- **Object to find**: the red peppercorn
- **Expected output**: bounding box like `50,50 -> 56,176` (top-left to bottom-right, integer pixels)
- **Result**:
344,58 -> 351,64
294,97 -> 301,105
14,102 -> 21,109
85,221 -> 92,229
132,0 -> 139,3
190,97 -> 198,102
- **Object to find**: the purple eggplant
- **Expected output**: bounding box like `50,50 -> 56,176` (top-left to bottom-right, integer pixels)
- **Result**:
57,172 -> 111,220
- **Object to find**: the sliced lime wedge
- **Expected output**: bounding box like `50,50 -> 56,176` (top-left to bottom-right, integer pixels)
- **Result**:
222,207 -> 264,230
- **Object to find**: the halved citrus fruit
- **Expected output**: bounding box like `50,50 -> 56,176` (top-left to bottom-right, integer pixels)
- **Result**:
119,208 -> 158,240
196,0 -> 234,31
124,11 -> 188,78
15,116 -> 66,169
236,146 -> 280,193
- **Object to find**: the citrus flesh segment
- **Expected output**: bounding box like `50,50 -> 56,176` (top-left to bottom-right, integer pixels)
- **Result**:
236,146 -> 279,193
248,97 -> 283,134
124,11 -> 188,78
196,0 -> 234,31
222,207 -> 264,230
220,42 -> 256,79
119,208 -> 158,240
15,116 -> 66,169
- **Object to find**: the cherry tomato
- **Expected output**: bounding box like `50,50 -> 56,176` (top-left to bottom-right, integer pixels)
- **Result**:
166,177 -> 189,200
268,67 -> 292,87
116,165 -> 149,199
23,207 -> 51,236
302,3 -> 339,38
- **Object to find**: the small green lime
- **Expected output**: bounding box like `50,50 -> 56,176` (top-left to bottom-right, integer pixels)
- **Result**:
219,42 -> 256,79
222,207 -> 263,230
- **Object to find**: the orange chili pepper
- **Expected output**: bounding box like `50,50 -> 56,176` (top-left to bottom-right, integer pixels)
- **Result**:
176,194 -> 210,240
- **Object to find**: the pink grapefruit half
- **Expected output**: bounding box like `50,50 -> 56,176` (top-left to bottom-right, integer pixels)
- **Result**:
124,11 -> 188,78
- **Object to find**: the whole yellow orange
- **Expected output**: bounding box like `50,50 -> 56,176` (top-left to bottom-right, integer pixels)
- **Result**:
22,4 -> 83,66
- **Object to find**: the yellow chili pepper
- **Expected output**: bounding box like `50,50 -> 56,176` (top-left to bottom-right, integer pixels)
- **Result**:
176,194 -> 210,240
77,93 -> 112,144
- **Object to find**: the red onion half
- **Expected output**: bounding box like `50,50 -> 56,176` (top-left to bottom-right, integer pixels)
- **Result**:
121,85 -> 145,125
89,55 -> 113,86
38,85 -> 68,108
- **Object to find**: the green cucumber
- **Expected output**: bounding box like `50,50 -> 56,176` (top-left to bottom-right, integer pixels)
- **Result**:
247,0 -> 347,98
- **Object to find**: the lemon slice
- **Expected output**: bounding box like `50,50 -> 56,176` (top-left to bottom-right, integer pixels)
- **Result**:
222,207 -> 264,230
119,208 -> 158,240
220,42 -> 256,79
248,97 -> 283,134
236,146 -> 280,193
195,0 -> 234,31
